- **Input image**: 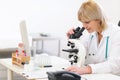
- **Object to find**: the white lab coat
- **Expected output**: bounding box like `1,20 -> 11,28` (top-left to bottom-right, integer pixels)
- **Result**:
80,23 -> 120,75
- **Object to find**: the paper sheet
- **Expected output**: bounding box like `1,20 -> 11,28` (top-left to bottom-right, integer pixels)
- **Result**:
22,56 -> 70,79
22,67 -> 63,79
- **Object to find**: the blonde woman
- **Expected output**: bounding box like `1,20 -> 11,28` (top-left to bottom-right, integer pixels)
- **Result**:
66,0 -> 120,75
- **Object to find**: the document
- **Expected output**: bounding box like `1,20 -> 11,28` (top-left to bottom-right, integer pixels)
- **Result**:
22,67 -> 63,79
22,56 -> 70,79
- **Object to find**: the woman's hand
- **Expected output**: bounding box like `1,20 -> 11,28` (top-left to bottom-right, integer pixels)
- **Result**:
65,65 -> 92,75
66,27 -> 75,38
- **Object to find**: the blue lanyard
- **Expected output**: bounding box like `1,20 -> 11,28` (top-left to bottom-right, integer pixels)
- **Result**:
105,36 -> 109,59
90,35 -> 109,59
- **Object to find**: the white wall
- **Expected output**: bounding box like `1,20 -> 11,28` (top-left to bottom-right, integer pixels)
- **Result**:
0,0 -> 120,56
0,0 -> 82,48
96,0 -> 120,24
0,0 -> 81,39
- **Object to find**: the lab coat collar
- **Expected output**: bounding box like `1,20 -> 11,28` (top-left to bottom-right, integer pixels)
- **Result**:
101,25 -> 110,37
90,23 -> 115,38
102,23 -> 120,37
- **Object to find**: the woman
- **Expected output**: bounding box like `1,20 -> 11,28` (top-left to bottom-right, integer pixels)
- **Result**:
66,0 -> 120,75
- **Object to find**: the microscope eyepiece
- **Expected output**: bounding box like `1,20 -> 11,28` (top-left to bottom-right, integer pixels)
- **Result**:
69,27 -> 85,39
74,27 -> 85,38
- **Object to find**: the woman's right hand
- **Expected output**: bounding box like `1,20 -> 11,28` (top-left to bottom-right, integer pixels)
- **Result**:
66,27 -> 75,38
65,65 -> 92,75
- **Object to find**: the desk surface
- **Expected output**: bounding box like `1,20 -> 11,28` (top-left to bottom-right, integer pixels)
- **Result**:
0,56 -> 70,80
0,58 -> 120,80
0,58 -> 23,74
0,58 -> 46,80
82,74 -> 120,80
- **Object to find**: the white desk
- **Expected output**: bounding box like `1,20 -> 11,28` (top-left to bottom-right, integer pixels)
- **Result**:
0,56 -> 70,80
0,58 -> 24,80
81,74 -> 120,80
0,58 -> 120,80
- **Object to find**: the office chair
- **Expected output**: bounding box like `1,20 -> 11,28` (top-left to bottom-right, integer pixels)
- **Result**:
118,20 -> 120,26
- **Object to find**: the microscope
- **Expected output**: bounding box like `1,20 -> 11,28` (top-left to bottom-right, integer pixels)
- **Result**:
62,27 -> 86,67
47,27 -> 86,80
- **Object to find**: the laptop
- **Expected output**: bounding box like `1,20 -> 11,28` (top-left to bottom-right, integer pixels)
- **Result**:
19,21 -> 52,67
19,20 -> 31,56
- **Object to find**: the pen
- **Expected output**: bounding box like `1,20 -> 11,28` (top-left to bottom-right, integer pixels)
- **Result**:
41,65 -> 52,68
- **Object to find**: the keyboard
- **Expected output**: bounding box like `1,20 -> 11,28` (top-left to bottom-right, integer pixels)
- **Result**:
34,53 -> 52,67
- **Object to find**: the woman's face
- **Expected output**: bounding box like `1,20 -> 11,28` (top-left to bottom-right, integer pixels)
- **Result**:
82,20 -> 101,33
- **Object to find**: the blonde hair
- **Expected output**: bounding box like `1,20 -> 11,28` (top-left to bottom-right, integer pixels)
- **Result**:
78,0 -> 107,30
